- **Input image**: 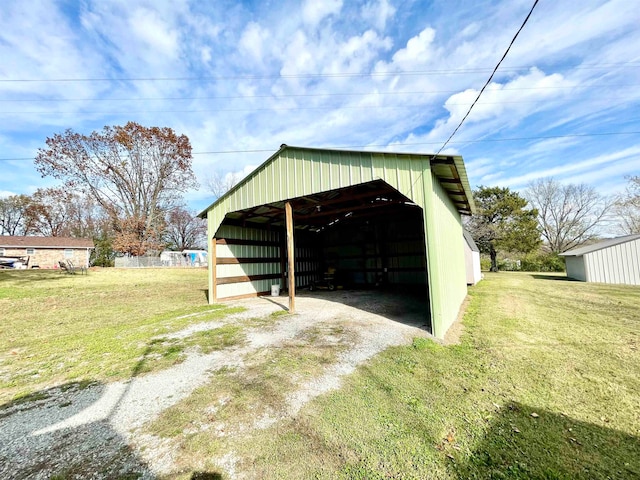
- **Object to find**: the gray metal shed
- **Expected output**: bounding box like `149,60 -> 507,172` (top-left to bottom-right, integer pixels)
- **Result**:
559,234 -> 640,285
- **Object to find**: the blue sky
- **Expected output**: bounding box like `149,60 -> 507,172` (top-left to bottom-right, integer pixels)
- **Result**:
1,0 -> 639,212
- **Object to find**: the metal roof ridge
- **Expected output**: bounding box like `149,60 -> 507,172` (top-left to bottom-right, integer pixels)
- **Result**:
559,233 -> 640,256
198,145 -> 474,217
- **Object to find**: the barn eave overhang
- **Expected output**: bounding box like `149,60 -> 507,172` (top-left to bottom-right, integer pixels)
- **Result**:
198,145 -> 476,220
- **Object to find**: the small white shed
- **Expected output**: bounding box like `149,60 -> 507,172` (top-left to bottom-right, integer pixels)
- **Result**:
463,230 -> 482,285
559,234 -> 640,285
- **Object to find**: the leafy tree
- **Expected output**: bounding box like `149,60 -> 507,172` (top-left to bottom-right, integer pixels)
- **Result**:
467,186 -> 541,271
34,121 -> 196,255
91,233 -> 116,267
0,194 -> 33,235
614,175 -> 640,234
164,206 -> 207,251
525,178 -> 613,253
112,215 -> 165,256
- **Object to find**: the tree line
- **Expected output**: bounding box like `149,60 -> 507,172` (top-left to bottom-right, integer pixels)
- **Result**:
2,120 -> 637,270
467,176 -> 640,271
0,122 -> 206,265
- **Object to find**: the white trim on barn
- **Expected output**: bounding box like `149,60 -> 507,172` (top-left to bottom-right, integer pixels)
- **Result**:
463,230 -> 482,285
560,234 -> 640,285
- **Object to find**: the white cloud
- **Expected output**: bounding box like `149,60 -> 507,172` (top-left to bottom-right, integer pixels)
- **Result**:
302,0 -> 343,26
380,27 -> 436,69
239,22 -> 271,62
424,68 -> 572,144
361,0 -> 396,30
495,146 -> 640,187
1,0 -> 639,207
128,8 -> 179,59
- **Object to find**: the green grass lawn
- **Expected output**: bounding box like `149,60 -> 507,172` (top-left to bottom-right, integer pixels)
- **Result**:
0,268 -> 242,403
153,272 -> 640,479
1,269 -> 638,479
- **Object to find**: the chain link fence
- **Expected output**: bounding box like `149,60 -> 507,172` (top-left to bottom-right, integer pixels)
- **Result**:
114,254 -> 206,268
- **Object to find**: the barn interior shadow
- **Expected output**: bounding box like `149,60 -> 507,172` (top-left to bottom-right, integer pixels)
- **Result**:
453,402 -> 640,479
297,288 -> 432,331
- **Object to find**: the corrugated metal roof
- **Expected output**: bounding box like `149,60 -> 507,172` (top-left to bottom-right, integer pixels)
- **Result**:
199,145 -> 475,217
559,234 -> 640,256
0,236 -> 95,248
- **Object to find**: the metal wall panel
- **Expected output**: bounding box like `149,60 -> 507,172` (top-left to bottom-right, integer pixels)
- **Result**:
584,238 -> 640,285
214,224 -> 281,299
422,171 -> 467,338
565,256 -> 586,282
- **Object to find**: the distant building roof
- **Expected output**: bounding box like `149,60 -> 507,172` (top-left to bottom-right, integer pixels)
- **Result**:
559,234 -> 640,256
463,229 -> 480,252
0,236 -> 94,249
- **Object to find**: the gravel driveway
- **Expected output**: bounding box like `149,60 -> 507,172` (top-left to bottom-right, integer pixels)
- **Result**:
0,290 -> 432,479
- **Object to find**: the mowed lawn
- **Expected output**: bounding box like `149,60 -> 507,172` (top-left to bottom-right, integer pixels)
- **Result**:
151,272 -> 640,479
0,268 -> 241,403
1,269 -> 639,479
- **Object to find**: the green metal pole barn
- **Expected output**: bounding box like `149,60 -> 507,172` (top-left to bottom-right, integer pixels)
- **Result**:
198,145 -> 475,339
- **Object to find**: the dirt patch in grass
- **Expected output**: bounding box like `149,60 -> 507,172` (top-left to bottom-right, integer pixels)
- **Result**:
136,325 -> 247,375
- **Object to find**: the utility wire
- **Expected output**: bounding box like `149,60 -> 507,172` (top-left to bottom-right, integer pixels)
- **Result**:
0,96 -> 634,116
433,0 -> 540,157
0,83 -> 637,104
0,61 -> 637,83
2,131 -> 638,162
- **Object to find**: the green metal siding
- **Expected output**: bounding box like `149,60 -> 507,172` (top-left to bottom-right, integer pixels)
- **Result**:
206,147 -> 469,338
215,225 -> 280,298
423,172 -> 467,337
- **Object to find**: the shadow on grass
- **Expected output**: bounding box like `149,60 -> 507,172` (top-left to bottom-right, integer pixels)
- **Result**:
191,473 -> 223,480
0,269 -> 68,285
455,402 -> 640,479
530,274 -> 576,282
0,381 -> 153,479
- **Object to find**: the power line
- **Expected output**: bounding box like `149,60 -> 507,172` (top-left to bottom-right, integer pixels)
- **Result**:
1,96 -> 635,116
0,83 -> 637,104
2,131 -> 638,162
0,61 -> 638,83
433,0 -> 540,157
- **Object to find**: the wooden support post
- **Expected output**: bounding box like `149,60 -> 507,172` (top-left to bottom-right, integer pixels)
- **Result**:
280,228 -> 287,292
285,201 -> 295,314
211,237 -> 217,303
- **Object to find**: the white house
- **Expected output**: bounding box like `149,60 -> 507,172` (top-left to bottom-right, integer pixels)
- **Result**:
463,230 -> 482,285
559,234 -> 640,285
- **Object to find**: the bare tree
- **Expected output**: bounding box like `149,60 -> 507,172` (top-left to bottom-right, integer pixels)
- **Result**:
25,187 -> 110,238
0,194 -> 33,236
35,122 -> 197,255
164,206 -> 207,250
525,178 -> 613,253
26,187 -> 75,237
614,176 -> 640,234
205,170 -> 242,199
